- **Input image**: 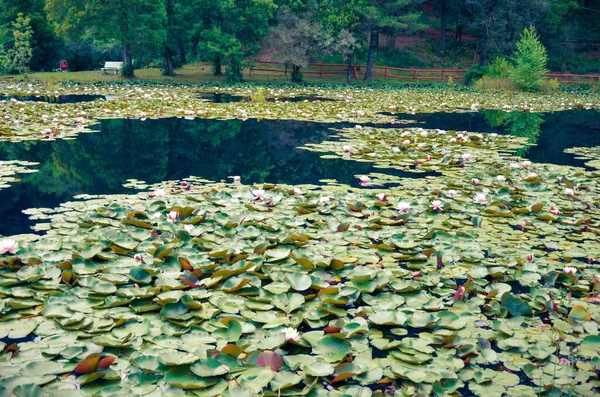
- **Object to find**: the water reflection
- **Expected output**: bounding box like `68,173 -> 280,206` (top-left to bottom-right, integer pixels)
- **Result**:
0,118 -> 415,235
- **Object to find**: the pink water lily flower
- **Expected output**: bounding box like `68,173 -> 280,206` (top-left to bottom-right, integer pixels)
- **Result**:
564,266 -> 577,274
430,200 -> 444,211
134,254 -> 143,261
447,190 -> 458,198
526,253 -> 533,262
471,178 -> 480,185
0,239 -> 18,254
376,193 -> 386,202
497,175 -> 506,182
293,187 -> 302,195
343,145 -> 353,153
154,189 -> 166,199
461,153 -> 472,162
523,160 -> 532,167
359,176 -> 370,185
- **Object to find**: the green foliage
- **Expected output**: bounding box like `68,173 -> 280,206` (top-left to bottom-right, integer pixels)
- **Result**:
486,57 -> 512,78
510,26 -> 548,92
463,65 -> 485,85
0,13 -> 33,76
198,28 -> 245,83
538,78 -> 560,93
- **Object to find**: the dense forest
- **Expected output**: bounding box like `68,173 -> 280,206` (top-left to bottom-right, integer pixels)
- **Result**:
1,0 -> 599,81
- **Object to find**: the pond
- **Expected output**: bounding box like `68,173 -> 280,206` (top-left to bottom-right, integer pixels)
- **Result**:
0,118 -> 420,235
199,93 -> 338,103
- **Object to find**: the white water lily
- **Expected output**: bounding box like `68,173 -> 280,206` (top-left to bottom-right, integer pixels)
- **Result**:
461,153 -> 472,162
319,196 -> 331,204
430,200 -> 444,211
523,160 -> 532,167
154,188 -> 166,199
293,187 -> 302,195
447,190 -> 458,198
376,193 -> 386,202
184,224 -> 195,233
167,211 -> 179,223
232,176 -> 241,183
564,188 -> 574,196
0,239 -> 18,255
283,327 -> 301,342
473,193 -> 487,204
497,175 -> 506,182
564,266 -> 577,274
397,201 -> 411,213
253,189 -> 265,200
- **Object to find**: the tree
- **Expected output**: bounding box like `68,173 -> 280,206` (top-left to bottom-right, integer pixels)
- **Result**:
262,6 -> 325,81
360,0 -> 424,81
46,0 -> 167,77
0,13 -> 33,76
511,26 -> 548,91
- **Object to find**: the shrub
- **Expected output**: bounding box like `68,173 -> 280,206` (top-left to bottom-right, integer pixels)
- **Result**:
487,57 -> 513,78
538,78 -> 560,93
463,65 -> 486,85
474,76 -> 517,91
511,26 -> 548,91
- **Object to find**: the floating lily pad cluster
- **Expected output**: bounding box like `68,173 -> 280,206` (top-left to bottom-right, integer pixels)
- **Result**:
0,160 -> 39,190
565,146 -> 600,170
1,137 -> 599,396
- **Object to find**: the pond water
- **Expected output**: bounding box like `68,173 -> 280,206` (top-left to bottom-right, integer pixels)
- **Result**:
0,118 -> 415,235
0,94 -> 106,104
1,109 -> 599,236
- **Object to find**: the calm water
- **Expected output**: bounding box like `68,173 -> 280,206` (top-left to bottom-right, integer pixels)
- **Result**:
0,110 -> 599,235
0,118 -> 413,235
1,94 -> 106,104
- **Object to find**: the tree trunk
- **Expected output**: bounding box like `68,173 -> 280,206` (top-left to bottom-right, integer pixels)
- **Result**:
122,44 -> 133,77
440,0 -> 447,53
164,47 -> 174,76
291,65 -> 301,82
213,56 -> 222,75
177,38 -> 187,65
364,26 -> 379,81
346,54 -> 352,84
478,34 -> 487,67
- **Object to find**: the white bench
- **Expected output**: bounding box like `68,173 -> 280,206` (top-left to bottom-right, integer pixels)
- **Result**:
101,61 -> 123,74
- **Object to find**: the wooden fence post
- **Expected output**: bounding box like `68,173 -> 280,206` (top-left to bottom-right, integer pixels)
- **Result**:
320,63 -> 323,77
413,69 -> 417,80
248,67 -> 252,77
384,66 -> 388,79
441,70 -> 445,81
284,64 -> 287,76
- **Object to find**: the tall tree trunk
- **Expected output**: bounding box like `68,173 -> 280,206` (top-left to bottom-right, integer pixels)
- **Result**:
440,0 -> 447,53
364,26 -> 379,81
177,38 -> 187,65
346,54 -> 352,84
478,34 -> 488,67
122,44 -> 133,77
291,65 -> 301,82
164,47 -> 174,76
213,56 -> 222,75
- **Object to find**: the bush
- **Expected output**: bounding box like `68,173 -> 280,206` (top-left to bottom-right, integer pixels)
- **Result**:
474,76 -> 517,91
511,26 -> 548,91
120,63 -> 135,78
487,57 -> 513,78
463,65 -> 486,85
538,78 -> 560,93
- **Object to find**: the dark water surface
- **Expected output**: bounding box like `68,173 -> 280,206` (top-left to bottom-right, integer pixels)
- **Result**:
1,94 -> 106,104
0,118 -> 413,235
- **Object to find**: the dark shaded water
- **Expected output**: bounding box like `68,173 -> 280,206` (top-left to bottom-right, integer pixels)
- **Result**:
394,109 -> 600,168
1,94 -> 105,104
0,118 -> 413,235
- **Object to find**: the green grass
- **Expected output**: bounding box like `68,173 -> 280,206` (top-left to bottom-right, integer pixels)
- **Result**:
22,62 -> 441,87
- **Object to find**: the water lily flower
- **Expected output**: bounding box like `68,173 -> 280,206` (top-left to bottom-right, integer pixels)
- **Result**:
376,193 -> 386,202
150,188 -> 166,199
526,253 -> 533,262
426,155 -> 432,161
403,139 -> 410,145
473,193 -> 487,204
359,176 -> 370,185
241,113 -> 248,121
449,137 -> 457,143
319,196 -> 331,204
509,163 -> 520,169
471,178 -> 480,185
528,172 -> 538,178
283,327 -> 301,342
430,200 -> 444,211
343,145 -> 353,153
497,175 -> 506,182
400,131 -> 411,137
167,211 -> 179,223
355,125 -> 363,130
523,160 -> 532,168
253,189 -> 265,200
391,147 -> 400,153
471,103 -> 479,110
550,206 -> 560,215
397,201 -> 411,213
184,224 -> 195,233
0,239 -> 18,254
293,188 -> 302,195
564,266 -> 577,274
557,176 -> 564,182
447,190 -> 458,198
461,153 -> 472,162
564,188 -> 574,196
134,254 -> 143,261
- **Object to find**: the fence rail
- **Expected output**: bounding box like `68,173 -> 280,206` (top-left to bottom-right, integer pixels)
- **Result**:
248,61 -> 600,84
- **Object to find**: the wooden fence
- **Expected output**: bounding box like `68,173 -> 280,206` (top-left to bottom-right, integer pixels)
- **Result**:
248,61 -> 600,84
